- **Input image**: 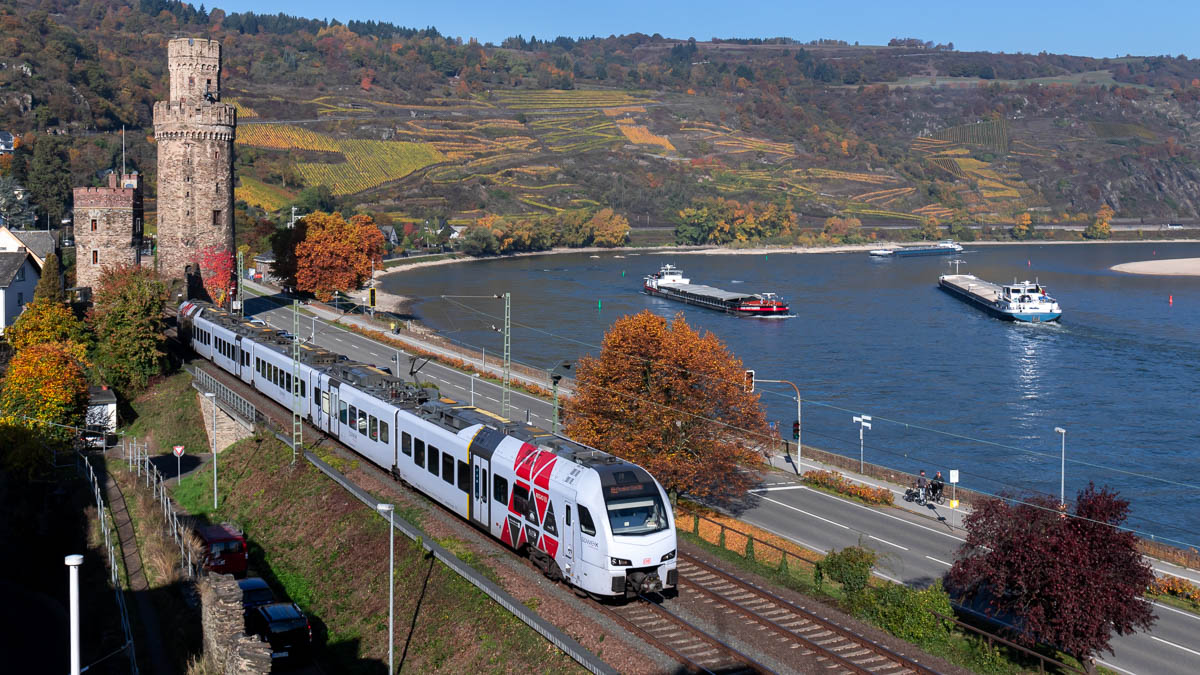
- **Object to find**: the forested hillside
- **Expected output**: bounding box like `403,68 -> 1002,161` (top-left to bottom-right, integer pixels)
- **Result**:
5,0 -> 1200,250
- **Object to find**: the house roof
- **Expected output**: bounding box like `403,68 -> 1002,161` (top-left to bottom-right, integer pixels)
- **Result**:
10,229 -> 56,262
0,131 -> 13,145
378,224 -> 396,237
0,251 -> 30,288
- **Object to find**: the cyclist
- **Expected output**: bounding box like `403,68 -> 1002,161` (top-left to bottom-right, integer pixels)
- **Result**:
915,470 -> 928,504
930,471 -> 945,502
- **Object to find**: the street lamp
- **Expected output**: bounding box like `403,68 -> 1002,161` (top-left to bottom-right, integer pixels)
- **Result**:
66,554 -> 83,675
205,392 -> 217,510
752,377 -> 802,475
376,503 -> 395,675
1055,426 -> 1066,507
549,360 -> 574,435
853,415 -> 872,474
470,373 -> 480,407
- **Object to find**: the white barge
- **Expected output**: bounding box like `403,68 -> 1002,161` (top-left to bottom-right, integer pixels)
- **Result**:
938,274 -> 1062,323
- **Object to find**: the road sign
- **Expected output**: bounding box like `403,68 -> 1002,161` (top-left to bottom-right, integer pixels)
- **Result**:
173,445 -> 185,457
949,469 -> 959,484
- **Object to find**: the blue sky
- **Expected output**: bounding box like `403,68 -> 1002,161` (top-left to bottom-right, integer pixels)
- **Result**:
212,1 -> 1195,58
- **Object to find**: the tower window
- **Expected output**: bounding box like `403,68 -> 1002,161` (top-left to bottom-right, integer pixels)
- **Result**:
188,76 -> 194,88
91,219 -> 97,231
213,210 -> 222,226
91,250 -> 98,265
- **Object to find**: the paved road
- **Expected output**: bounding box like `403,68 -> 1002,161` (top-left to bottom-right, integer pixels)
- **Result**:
241,289 -> 1200,675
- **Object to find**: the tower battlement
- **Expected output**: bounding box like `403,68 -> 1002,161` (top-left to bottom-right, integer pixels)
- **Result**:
74,172 -> 143,290
153,100 -> 236,133
167,37 -> 222,104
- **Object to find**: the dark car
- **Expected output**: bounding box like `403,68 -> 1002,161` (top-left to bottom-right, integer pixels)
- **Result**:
237,577 -> 275,610
245,602 -> 312,662
197,524 -> 248,578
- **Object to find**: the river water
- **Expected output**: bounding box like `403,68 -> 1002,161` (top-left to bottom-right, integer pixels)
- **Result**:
382,242 -> 1200,546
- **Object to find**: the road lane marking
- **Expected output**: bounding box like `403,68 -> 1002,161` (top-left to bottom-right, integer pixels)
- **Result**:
749,485 -> 805,492
924,555 -> 952,567
869,535 -> 909,551
1096,660 -> 1139,675
1152,601 -> 1200,622
758,495 -> 851,530
1150,635 -> 1200,657
796,485 -> 966,543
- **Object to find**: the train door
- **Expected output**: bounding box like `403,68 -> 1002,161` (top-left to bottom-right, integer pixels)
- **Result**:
563,497 -> 577,583
471,455 -> 490,530
329,385 -> 341,439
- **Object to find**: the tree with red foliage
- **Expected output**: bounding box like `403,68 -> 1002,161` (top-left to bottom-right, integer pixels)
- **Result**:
295,212 -> 383,302
195,244 -> 235,306
948,484 -> 1155,669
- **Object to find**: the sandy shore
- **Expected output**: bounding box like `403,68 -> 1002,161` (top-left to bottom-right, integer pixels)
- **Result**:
1111,257 -> 1200,276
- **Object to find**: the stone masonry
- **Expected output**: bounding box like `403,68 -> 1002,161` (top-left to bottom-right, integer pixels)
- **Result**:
199,573 -> 272,673
153,37 -> 235,281
73,172 -> 143,291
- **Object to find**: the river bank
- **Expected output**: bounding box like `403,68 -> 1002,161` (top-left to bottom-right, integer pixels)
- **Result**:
1111,257 -> 1200,276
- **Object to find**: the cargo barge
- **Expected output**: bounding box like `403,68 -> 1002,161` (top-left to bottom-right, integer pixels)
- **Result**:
643,264 -> 790,317
869,240 -> 964,257
938,274 -> 1062,323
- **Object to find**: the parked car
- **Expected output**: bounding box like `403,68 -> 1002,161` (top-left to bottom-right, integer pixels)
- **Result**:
237,577 -> 275,610
245,602 -> 312,663
197,524 -> 248,578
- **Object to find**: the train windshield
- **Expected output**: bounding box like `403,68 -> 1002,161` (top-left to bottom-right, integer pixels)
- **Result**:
605,494 -> 669,536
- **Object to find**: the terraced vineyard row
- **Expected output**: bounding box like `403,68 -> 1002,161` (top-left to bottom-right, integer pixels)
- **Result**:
295,140 -> 445,195
237,124 -> 338,152
235,176 -> 294,211
932,118 -> 1009,152
494,89 -> 655,110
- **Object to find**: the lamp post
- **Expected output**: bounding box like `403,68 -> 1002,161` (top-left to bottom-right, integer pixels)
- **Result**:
755,377 -> 802,474
1055,426 -> 1066,507
66,554 -> 83,675
205,392 -> 217,510
470,373 -> 480,407
376,503 -> 395,675
853,415 -> 872,474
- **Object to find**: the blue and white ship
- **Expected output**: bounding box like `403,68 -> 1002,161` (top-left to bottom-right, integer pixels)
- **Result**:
869,240 -> 964,257
938,274 -> 1062,323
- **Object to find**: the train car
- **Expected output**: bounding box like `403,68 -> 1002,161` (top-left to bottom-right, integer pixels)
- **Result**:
178,301 -> 677,598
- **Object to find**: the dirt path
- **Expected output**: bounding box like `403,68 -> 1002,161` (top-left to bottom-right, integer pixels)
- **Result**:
103,468 -> 173,675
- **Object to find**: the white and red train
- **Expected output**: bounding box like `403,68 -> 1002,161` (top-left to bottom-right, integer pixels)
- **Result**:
179,301 -> 678,598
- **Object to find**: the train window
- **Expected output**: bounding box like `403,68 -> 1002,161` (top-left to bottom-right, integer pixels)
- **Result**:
348,405 -> 357,429
369,416 -> 378,441
339,400 -> 347,425
427,446 -> 439,477
357,408 -> 367,436
481,470 -> 488,501
401,432 -> 411,456
414,439 -> 425,467
512,484 -> 528,517
442,454 -> 454,485
380,421 -> 389,444
285,372 -> 292,392
493,475 -> 507,507
321,392 -> 330,414
300,380 -> 306,398
578,506 -> 597,537
542,502 -> 557,536
456,460 -> 468,492
565,505 -> 571,526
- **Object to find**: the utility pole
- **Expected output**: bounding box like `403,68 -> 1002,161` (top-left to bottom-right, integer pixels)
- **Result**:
292,300 -> 303,463
496,293 -> 511,417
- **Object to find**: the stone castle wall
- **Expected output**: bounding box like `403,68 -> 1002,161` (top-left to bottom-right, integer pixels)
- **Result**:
199,574 -> 272,673
154,37 -> 236,282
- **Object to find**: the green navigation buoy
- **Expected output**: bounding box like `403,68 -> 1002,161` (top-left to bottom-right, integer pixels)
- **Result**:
598,299 -> 602,311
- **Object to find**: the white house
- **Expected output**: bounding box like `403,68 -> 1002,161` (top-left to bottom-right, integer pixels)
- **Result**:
0,251 -> 38,335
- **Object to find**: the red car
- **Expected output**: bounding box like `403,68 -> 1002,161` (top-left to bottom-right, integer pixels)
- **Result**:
198,524 -> 248,577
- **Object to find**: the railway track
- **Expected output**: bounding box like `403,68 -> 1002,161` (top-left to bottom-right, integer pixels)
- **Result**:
597,596 -> 771,674
186,358 -> 941,675
676,553 -> 941,675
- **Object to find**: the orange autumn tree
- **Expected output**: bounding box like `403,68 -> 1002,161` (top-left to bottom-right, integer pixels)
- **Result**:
589,208 -> 630,247
5,297 -> 90,364
0,343 -> 89,443
295,212 -> 384,302
564,311 -> 768,502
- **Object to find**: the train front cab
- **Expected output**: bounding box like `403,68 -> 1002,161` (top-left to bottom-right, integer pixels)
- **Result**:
574,466 -> 677,599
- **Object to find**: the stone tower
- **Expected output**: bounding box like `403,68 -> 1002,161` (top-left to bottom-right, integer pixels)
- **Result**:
153,37 -> 235,280
73,172 -> 144,291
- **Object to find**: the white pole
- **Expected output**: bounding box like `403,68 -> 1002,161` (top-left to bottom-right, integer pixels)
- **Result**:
207,393 -> 218,510
795,393 -> 802,475
66,554 -> 83,675
1056,427 -> 1066,506
376,504 -> 395,674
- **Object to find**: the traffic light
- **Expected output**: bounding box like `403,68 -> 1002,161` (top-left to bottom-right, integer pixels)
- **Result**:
792,420 -> 800,440
368,287 -> 377,308
743,369 -> 755,393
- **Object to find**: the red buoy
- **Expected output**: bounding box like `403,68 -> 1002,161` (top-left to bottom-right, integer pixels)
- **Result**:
1169,295 -> 1174,306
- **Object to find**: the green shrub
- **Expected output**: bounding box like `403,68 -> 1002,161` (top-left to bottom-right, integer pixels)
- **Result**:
868,579 -> 955,644
814,546 -> 876,595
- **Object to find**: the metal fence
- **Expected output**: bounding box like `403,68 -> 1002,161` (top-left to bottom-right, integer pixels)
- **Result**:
188,365 -> 263,428
119,439 -> 203,580
78,452 -> 139,674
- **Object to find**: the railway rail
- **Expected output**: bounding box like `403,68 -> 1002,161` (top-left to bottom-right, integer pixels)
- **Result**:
676,553 -> 941,675
185,357 -> 942,675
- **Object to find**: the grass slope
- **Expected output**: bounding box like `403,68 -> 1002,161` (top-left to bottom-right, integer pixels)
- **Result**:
173,434 -> 581,674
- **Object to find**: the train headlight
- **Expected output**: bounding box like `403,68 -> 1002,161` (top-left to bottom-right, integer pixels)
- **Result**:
610,557 -> 632,567
660,550 -> 676,562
